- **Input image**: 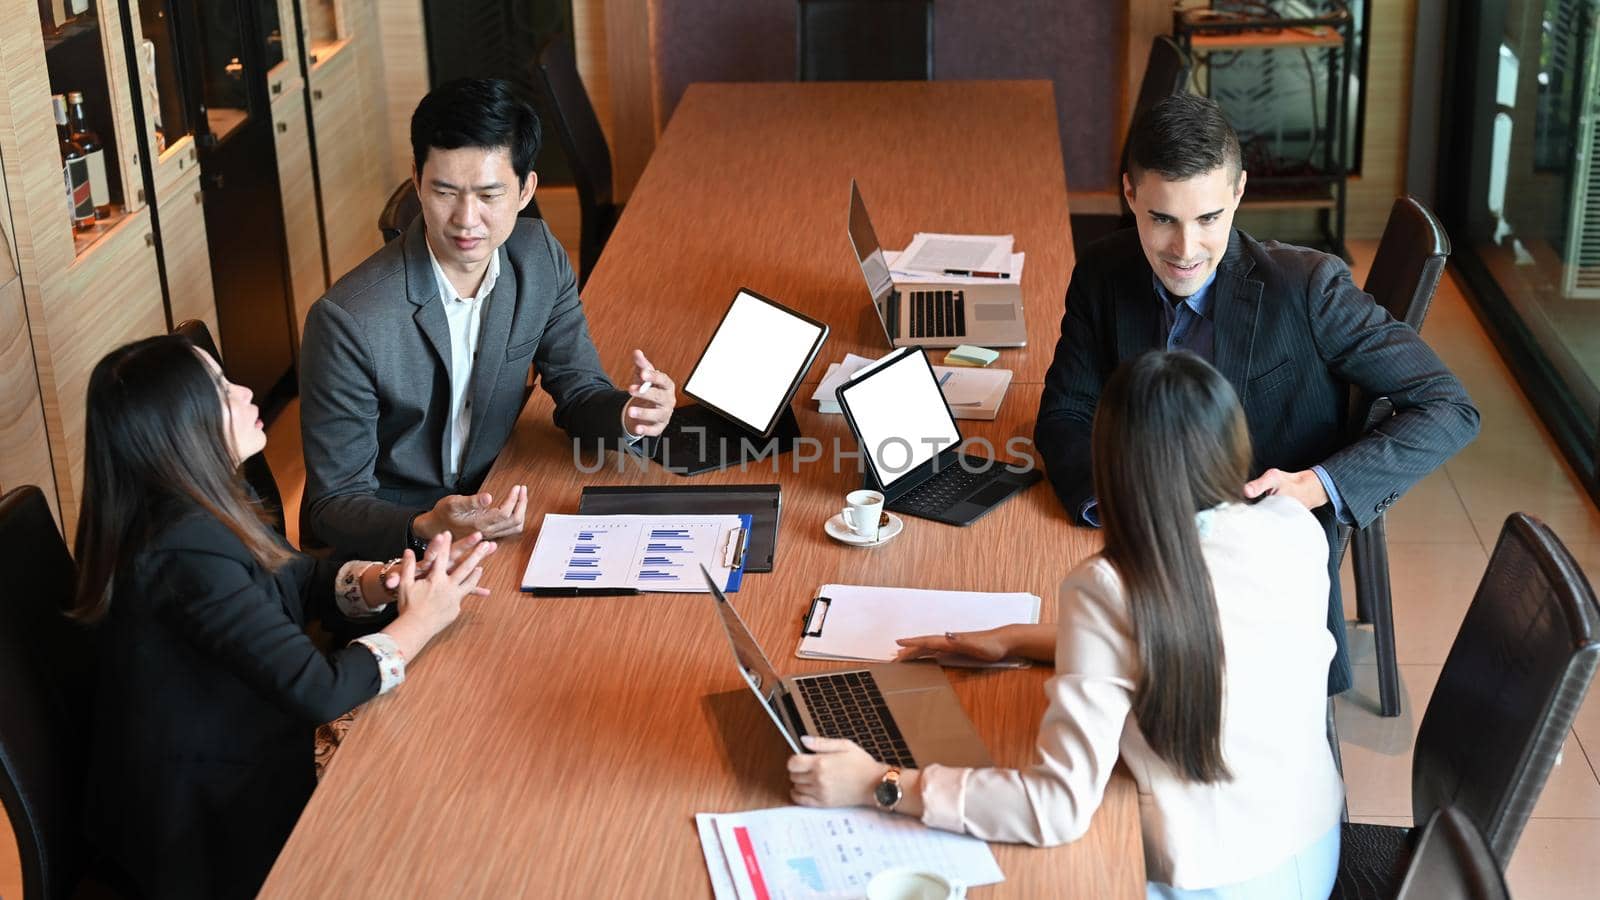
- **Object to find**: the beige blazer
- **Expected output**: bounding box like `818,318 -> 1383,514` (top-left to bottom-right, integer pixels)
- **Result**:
919,496 -> 1345,889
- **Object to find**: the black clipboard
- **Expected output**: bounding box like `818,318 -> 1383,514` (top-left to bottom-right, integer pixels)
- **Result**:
577,484 -> 781,572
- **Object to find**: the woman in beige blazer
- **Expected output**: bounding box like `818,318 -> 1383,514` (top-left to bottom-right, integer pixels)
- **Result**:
788,350 -> 1344,898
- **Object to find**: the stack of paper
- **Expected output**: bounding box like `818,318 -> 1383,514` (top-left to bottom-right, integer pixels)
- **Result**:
884,248 -> 1026,285
811,353 -> 1012,420
892,233 -> 1016,281
696,806 -> 1004,900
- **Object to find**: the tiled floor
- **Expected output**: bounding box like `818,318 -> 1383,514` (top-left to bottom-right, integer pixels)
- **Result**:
7,238 -> 1600,897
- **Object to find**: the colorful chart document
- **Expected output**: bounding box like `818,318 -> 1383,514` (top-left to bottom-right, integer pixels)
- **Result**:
520,514 -> 750,592
695,806 -> 1003,900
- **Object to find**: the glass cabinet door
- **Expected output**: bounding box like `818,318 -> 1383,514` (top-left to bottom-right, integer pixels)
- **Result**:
40,0 -> 132,252
188,0 -> 254,144
305,0 -> 347,63
135,0 -> 193,156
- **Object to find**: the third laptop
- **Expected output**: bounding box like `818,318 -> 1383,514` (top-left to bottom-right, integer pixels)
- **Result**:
847,179 -> 1027,349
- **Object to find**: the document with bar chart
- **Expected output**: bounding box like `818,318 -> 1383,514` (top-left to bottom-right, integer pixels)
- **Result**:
520,514 -> 751,593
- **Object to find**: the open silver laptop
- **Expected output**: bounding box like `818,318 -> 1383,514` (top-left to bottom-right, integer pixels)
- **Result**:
848,180 -> 1027,349
703,566 -> 992,769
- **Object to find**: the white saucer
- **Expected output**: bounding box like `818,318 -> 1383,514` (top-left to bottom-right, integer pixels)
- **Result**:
824,511 -> 904,547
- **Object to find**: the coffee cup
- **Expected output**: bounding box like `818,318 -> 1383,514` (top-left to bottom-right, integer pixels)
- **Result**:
865,867 -> 965,900
840,489 -> 885,540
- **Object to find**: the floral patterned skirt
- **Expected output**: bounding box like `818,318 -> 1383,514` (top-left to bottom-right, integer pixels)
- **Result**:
314,709 -> 359,781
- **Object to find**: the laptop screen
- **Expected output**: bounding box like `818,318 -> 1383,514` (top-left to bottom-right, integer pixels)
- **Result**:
848,181 -> 898,343
682,289 -> 828,436
837,348 -> 961,490
702,566 -> 803,752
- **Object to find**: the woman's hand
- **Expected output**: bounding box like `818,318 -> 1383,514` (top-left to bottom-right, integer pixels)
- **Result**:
893,623 -> 1056,665
380,532 -> 498,660
369,531 -> 493,603
787,736 -> 887,808
893,626 -> 1015,663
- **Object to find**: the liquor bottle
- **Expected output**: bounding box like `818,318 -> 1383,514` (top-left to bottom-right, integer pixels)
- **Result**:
66,91 -> 111,219
53,94 -> 95,232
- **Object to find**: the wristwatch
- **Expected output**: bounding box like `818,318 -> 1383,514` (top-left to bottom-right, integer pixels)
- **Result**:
873,767 -> 902,811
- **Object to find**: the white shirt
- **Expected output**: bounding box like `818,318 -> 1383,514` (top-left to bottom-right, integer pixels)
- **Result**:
918,497 -> 1345,889
424,241 -> 501,478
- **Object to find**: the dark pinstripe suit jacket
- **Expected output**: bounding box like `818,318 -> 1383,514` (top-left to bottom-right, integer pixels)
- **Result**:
1035,228 -> 1480,692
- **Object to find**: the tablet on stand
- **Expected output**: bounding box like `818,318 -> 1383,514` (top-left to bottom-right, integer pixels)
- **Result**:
655,288 -> 828,475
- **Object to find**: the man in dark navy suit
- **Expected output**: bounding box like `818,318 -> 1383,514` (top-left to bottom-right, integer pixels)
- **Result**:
1035,93 -> 1480,694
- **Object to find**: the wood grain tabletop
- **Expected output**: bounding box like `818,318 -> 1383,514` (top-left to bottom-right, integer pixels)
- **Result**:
262,81 -> 1143,899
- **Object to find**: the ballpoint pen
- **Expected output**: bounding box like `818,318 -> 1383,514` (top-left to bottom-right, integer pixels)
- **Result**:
941,269 -> 1011,279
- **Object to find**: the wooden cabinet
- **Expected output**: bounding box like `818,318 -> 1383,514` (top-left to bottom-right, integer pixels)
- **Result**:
0,0 -> 190,530
158,167 -> 217,336
54,223 -> 169,498
0,276 -> 58,520
307,38 -> 384,284
271,83 -> 328,339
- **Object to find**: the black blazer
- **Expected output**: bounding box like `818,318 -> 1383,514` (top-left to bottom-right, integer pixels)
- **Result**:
1035,228 -> 1481,692
84,508 -> 382,900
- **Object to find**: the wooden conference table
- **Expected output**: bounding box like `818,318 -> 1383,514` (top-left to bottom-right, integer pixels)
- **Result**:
263,82 -> 1143,897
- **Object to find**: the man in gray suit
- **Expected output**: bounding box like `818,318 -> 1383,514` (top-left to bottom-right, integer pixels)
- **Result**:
1035,95 -> 1480,693
300,79 -> 675,561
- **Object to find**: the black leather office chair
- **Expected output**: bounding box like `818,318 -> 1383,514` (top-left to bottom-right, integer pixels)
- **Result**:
0,485 -> 102,899
1394,807 -> 1511,900
1333,512 -> 1600,899
1341,195 -> 1452,718
378,178 -> 544,245
796,0 -> 933,82
173,319 -> 287,538
533,34 -> 620,289
1074,36 -> 1190,255
1120,36 -> 1191,203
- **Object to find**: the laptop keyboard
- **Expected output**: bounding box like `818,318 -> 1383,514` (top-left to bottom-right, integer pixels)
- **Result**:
908,290 -> 966,339
893,463 -> 990,518
794,671 -> 918,768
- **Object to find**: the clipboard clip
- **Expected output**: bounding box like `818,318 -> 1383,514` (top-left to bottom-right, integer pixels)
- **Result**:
802,596 -> 831,638
722,526 -> 749,570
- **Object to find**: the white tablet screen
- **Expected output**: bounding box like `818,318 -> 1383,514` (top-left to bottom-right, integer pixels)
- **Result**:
840,351 -> 960,488
684,290 -> 826,433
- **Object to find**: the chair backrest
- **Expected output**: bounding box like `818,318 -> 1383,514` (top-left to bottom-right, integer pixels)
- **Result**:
1117,35 -> 1190,223
533,35 -> 614,214
1395,806 -> 1511,900
0,485 -> 94,899
1413,513 -> 1600,864
1119,35 -> 1191,182
377,178 -> 544,245
172,319 -> 287,537
379,179 -> 422,244
1345,196 -> 1451,436
1364,195 -> 1451,332
796,0 -> 933,82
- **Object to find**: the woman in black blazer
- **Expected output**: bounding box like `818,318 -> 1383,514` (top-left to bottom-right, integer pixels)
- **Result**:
71,335 -> 498,899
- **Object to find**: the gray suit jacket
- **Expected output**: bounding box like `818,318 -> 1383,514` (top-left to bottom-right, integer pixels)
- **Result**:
299,218 -> 629,559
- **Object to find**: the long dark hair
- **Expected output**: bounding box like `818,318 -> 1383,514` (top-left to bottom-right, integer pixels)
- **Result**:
72,334 -> 290,622
1091,350 -> 1253,783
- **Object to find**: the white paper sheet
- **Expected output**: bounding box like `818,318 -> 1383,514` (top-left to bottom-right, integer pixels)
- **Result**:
703,806 -> 1003,900
885,250 -> 1027,285
521,514 -> 745,592
797,584 -> 1040,666
894,233 -> 1014,277
697,813 -> 740,900
809,353 -> 877,412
